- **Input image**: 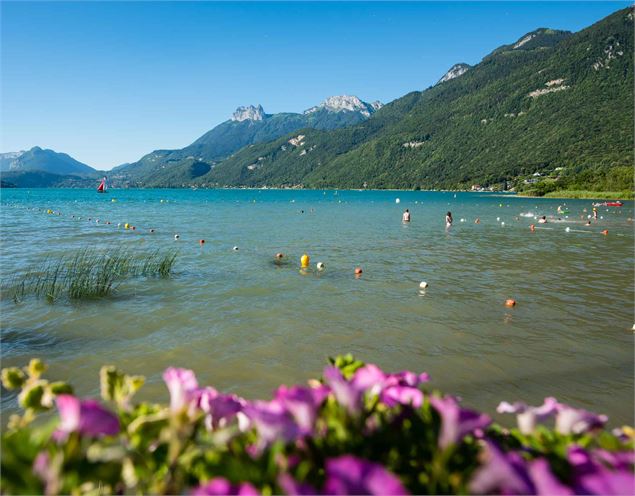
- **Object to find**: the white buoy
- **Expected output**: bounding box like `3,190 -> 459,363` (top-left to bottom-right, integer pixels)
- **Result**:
565,227 -> 570,233
501,222 -> 505,226
233,246 -> 239,251
460,218 -> 465,222
174,234 -> 180,240
600,216 -> 604,220
395,198 -> 400,204
587,215 -> 592,219
419,281 -> 428,289
317,262 -> 325,271
496,217 -> 500,221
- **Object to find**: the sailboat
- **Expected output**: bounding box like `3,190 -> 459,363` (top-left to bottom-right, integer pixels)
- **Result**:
97,177 -> 107,193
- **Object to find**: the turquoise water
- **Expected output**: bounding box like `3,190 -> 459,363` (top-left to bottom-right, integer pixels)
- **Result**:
1,189 -> 633,425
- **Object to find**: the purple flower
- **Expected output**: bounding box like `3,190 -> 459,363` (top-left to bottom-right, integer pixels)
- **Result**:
380,386 -> 423,409
163,367 -> 199,412
527,458 -> 573,495
384,370 -> 430,388
569,446 -> 635,495
497,397 -> 559,434
55,395 -> 119,438
592,449 -> 635,470
278,474 -> 318,495
198,387 -> 244,431
323,366 -> 363,415
555,404 -> 608,435
469,440 -> 534,495
324,455 -> 408,495
191,478 -> 259,495
275,384 -> 328,432
243,400 -> 301,447
429,395 -> 491,448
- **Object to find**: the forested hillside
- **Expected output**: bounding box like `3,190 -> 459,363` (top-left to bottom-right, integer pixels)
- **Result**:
200,8 -> 633,194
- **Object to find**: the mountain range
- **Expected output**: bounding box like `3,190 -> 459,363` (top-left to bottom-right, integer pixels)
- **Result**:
109,95 -> 382,187
1,7 -> 633,194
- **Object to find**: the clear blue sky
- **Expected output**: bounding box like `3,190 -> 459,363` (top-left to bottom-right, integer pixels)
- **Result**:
1,1 -> 629,170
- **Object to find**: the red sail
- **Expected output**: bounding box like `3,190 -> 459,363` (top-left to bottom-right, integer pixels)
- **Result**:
97,179 -> 105,192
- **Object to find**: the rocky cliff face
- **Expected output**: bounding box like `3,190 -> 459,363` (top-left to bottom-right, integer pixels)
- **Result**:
436,63 -> 471,85
231,105 -> 266,122
304,95 -> 382,117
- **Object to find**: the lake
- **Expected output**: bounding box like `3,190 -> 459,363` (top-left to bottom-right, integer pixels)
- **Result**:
1,189 -> 633,425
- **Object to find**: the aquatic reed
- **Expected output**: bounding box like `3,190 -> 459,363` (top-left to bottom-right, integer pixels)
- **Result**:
4,248 -> 177,303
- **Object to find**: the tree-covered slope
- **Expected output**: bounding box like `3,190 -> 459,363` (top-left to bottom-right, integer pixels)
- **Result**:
202,8 -> 633,192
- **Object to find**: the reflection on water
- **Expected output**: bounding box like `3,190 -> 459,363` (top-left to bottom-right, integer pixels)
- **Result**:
1,189 -> 633,425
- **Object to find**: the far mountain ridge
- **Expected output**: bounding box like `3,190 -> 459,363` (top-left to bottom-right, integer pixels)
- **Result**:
0,146 -> 97,177
112,95 -> 381,186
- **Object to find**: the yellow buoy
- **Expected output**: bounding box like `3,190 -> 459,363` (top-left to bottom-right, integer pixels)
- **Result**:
47,209 -> 52,214
300,253 -> 310,268
124,223 -> 130,230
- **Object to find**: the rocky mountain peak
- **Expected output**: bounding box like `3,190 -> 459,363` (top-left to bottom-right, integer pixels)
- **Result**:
436,63 -> 471,85
232,105 -> 265,122
304,95 -> 381,117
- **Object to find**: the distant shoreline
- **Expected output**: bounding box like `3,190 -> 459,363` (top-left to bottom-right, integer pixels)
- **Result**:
2,185 -> 633,201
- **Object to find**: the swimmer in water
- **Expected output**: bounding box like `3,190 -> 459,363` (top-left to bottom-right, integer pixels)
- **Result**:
538,216 -> 548,224
593,207 -> 598,220
585,220 -> 592,226
402,209 -> 411,222
446,211 -> 453,229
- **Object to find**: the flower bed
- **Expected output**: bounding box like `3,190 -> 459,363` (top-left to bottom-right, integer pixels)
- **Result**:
1,356 -> 633,495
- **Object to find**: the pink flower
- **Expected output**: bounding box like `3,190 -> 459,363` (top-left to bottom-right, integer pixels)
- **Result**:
163,367 -> 198,412
191,478 -> 259,495
55,395 -> 119,437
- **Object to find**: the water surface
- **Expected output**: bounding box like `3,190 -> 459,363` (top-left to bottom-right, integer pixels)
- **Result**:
1,189 -> 633,425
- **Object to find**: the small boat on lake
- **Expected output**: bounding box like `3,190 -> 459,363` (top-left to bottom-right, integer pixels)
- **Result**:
97,177 -> 107,193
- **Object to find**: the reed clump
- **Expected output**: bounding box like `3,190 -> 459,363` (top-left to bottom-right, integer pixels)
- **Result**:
4,248 -> 177,303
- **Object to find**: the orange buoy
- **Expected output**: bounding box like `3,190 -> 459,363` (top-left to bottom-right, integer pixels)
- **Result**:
505,299 -> 516,307
530,224 -> 535,232
354,267 -> 363,275
601,229 -> 608,235
199,239 -> 205,245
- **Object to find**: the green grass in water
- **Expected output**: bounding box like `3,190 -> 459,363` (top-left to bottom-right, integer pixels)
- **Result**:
4,248 -> 177,303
